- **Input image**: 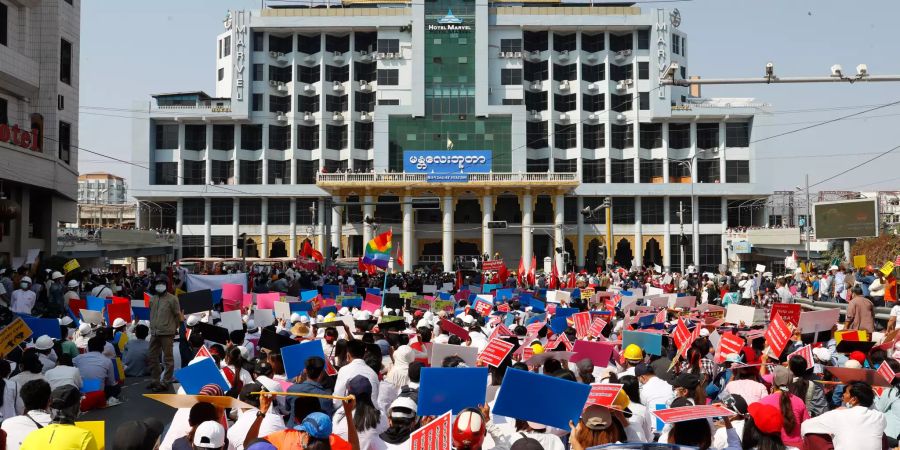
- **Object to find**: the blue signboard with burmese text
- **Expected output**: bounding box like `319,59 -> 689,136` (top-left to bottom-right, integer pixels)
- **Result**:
404,150 -> 491,182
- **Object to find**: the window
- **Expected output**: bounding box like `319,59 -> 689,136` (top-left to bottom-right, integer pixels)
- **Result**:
583,124 -> 605,150
697,159 -> 720,183
251,94 -> 263,112
155,124 -> 178,149
611,94 -> 632,112
239,160 -> 262,185
297,34 -> 320,54
680,66 -> 687,80
182,236 -> 203,258
527,159 -> 549,173
241,124 -> 262,150
253,64 -> 264,81
637,29 -> 650,50
554,158 -> 576,172
726,122 -> 750,147
501,69 -> 522,85
217,68 -> 224,81
553,63 -> 576,82
669,123 -> 690,149
325,34 -> 350,54
554,124 -> 576,149
610,64 -> 633,82
295,199 -> 316,224
265,198 -> 290,225
610,159 -> 634,183
582,64 -> 605,83
355,61 -> 376,82
297,125 -> 318,150
639,159 -> 663,183
612,198 -> 635,224
523,61 -> 548,82
639,92 -> 650,111
58,121 -> 71,163
325,94 -> 348,112
212,125 -> 234,150
377,39 -> 400,54
355,91 -> 375,112
325,65 -> 349,83
672,35 -> 681,56
355,121 -> 373,149
669,197 -> 691,223
670,234 -> 693,272
727,200 -> 753,228
269,125 -> 290,150
355,32 -> 376,54
207,236 -> 229,258
297,95 -> 319,114
582,33 -> 605,53
553,33 -> 575,52
638,62 -> 649,80
376,69 -> 398,86
698,234 -> 721,272
699,198 -> 721,224
223,36 -> 231,57
610,125 -> 634,150
240,199 -> 262,225
669,159 -> 690,181
297,65 -> 320,84
269,95 -> 290,113
0,97 -> 6,123
253,32 -> 264,52
640,123 -> 662,149
183,160 -> 206,185
326,124 -> 347,149
296,160 -> 317,184
269,35 -> 292,54
378,99 -> 399,106
268,161 -> 291,184
642,197 -> 664,224
154,162 -> 177,185
554,93 -> 576,112
211,160 -> 233,184
0,3 -> 7,46
609,33 -> 633,52
525,91 -> 547,111
583,158 -> 605,183
696,123 -> 719,149
500,39 -> 522,53
184,125 -> 206,150
183,199 -> 205,225
726,160 -> 750,183
502,98 -> 523,105
583,93 -> 604,112
211,199 -> 233,224
60,39 -> 72,84
526,121 -> 548,148
269,65 -> 291,83
681,37 -> 686,57
58,94 -> 64,110
523,31 -> 548,53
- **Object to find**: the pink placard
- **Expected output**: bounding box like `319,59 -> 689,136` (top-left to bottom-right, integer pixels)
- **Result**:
362,294 -> 382,313
256,292 -> 280,310
242,293 -> 254,307
571,340 -> 613,367
222,284 -> 244,303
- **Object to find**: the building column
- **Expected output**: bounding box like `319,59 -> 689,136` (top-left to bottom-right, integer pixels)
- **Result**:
402,194 -> 413,272
634,197 -> 643,268
362,194 -> 375,246
663,197 -> 671,271
522,190 -> 533,271
331,196 -> 342,258
232,199 -> 240,258
482,192 -> 493,258
721,197 -> 729,267
289,198 -> 297,258
260,198 -> 269,258
576,196 -> 585,269
175,199 -> 184,260
205,125 -> 213,184
317,198 -> 326,251
442,194 -> 454,273
554,193 -> 565,274
691,195 -> 700,268
203,198 -> 212,258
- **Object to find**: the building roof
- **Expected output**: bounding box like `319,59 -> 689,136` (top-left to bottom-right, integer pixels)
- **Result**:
78,172 -> 125,181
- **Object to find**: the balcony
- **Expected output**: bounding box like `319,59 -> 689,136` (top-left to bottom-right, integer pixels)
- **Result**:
152,98 -> 233,113
316,171 -> 579,189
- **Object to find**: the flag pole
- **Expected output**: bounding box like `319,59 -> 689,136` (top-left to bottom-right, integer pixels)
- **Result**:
381,228 -> 392,308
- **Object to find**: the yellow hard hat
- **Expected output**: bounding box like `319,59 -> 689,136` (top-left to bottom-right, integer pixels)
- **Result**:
623,344 -> 643,361
531,343 -> 544,355
325,312 -> 336,320
611,389 -> 631,411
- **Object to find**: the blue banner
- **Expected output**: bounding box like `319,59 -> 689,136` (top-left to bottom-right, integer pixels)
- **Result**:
403,150 -> 491,182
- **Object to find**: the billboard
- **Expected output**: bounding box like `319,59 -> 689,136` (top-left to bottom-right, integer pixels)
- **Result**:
813,198 -> 879,240
403,150 -> 491,182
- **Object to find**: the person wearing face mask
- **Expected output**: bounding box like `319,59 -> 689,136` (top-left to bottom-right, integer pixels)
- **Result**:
148,275 -> 183,393
801,381 -> 886,449
10,276 -> 36,315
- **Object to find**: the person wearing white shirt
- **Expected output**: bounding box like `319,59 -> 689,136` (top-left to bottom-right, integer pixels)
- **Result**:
43,356 -> 83,391
332,340 -> 380,410
1,378 -> 52,450
801,381 -> 886,450
9,277 -> 36,315
0,360 -> 24,424
227,385 -> 285,450
635,364 -> 673,433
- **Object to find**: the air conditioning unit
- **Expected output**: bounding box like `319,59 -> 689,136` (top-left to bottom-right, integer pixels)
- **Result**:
625,79 -> 634,87
360,51 -> 374,62
359,111 -> 372,122
385,52 -> 395,59
529,110 -> 541,120
275,111 -> 287,122
303,84 -> 315,94
558,49 -> 569,62
615,113 -> 626,122
614,49 -> 632,62
514,51 -> 523,58
333,81 -> 344,92
587,113 -> 600,122
526,50 -> 542,62
332,111 -> 344,122
276,53 -> 289,65
559,112 -> 570,122
269,51 -> 283,58
559,80 -> 570,91
303,112 -> 314,122
333,51 -> 345,63
276,82 -> 289,93
269,80 -> 279,87
499,51 -> 507,58
616,80 -> 628,92
530,81 -> 542,91
359,80 -> 372,92
375,52 -> 385,60
587,82 -> 599,91
304,54 -> 316,64
586,53 -> 598,63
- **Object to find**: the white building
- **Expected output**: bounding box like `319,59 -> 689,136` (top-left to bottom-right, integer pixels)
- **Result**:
78,172 -> 127,204
0,0 -> 80,259
132,1 -> 767,273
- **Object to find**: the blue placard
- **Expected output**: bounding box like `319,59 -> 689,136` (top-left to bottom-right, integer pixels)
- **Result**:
23,317 -> 61,340
504,313 -> 516,327
319,306 -> 337,316
289,302 -> 312,312
339,297 -> 362,309
530,299 -> 546,314
301,290 -> 320,302
493,368 -> 591,430
403,150 -> 491,177
482,283 -> 501,294
86,296 -> 108,312
495,289 -> 514,301
527,313 -> 546,325
321,285 -> 340,298
438,292 -> 452,301
366,288 -> 381,296
174,357 -> 229,395
519,293 -> 533,306
537,289 -> 547,299
211,289 -> 222,305
571,289 -> 580,299
281,340 -> 328,379
637,314 -> 655,328
132,306 -> 151,321
418,367 -> 488,415
81,378 -> 103,393
555,307 -> 578,319
622,330 -> 663,356
549,316 -> 569,335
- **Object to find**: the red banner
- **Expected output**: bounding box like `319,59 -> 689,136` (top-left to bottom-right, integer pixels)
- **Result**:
474,300 -> 492,317
482,260 -> 505,271
878,359 -> 898,384
652,404 -> 736,424
489,323 -> 515,341
497,303 -> 510,313
787,344 -> 813,370
771,303 -> 802,327
586,383 -> 623,408
573,312 -> 592,339
715,333 -> 745,364
765,313 -> 792,357
479,338 -> 515,368
410,410 -> 451,450
587,317 -> 608,339
439,319 -> 470,341
673,319 -> 691,350
526,322 -> 544,336
546,333 -> 573,352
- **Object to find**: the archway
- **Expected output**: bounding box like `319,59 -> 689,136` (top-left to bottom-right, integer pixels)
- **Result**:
564,238 -> 575,272
270,238 -> 287,258
454,199 -> 482,224
245,238 -> 259,258
643,238 -> 662,268
614,238 -> 633,269
585,238 -> 607,273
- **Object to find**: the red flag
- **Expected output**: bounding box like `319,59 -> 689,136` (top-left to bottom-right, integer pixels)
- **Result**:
498,264 -> 509,284
549,261 -> 559,289
517,258 -> 524,286
528,255 -> 536,286
396,244 -> 404,267
673,318 -> 691,350
310,248 -> 324,263
301,240 -> 313,258
456,270 -> 463,290
567,272 -> 576,289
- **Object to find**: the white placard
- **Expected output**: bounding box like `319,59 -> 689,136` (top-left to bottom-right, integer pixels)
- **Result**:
429,342 -> 478,367
273,302 -> 292,321
254,308 -> 275,329
25,249 -> 41,264
647,286 -> 664,296
423,285 -> 437,294
755,264 -> 766,273
442,283 -> 454,292
220,310 -> 244,332
724,304 -> 757,326
80,309 -> 103,325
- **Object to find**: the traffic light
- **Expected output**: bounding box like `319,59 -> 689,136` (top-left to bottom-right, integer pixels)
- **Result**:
486,221 -> 508,229
411,197 -> 440,210
331,246 -> 340,259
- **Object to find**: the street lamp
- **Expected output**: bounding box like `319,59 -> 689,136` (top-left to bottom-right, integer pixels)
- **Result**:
795,174 -> 812,263
581,197 -> 612,268
671,148 -> 709,273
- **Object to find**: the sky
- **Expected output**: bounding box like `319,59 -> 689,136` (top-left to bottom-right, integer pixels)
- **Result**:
78,0 -> 900,194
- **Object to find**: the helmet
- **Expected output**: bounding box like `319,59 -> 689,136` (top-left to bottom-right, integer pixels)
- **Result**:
20,276 -> 32,284
452,408 -> 486,450
530,343 -> 544,355
51,271 -> 64,280
623,344 -> 643,361
67,279 -> 79,288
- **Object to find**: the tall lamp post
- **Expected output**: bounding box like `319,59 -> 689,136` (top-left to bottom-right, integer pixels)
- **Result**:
672,148 -> 708,273
580,197 -> 611,269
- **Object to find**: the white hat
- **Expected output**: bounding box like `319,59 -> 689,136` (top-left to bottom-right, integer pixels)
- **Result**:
51,271 -> 64,280
844,359 -> 862,369
35,335 -> 54,351
186,315 -> 201,327
192,421 -> 226,448
59,316 -> 74,326
316,315 -> 325,322
812,347 -> 832,362
416,318 -> 432,329
20,276 -> 31,284
256,375 -> 281,394
290,313 -> 303,323
384,308 -> 394,315
299,315 -> 310,324
699,328 -> 710,337
112,318 -> 127,329
238,345 -> 250,360
829,265 -> 839,271
423,311 -> 434,321
339,307 -> 350,316
359,311 -> 372,321
389,396 -> 418,419
461,315 -> 475,325
67,279 -> 79,288
78,323 -> 92,336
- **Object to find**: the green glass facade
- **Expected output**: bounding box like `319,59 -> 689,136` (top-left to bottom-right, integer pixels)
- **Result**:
388,0 -> 512,172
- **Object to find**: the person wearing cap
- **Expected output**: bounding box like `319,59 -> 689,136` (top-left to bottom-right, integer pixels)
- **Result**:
19,385 -> 99,450
192,420 -> 227,450
332,375 -> 387,450
370,396 -> 418,449
148,274 -> 183,392
845,284 -> 875,334
568,404 -> 629,449
47,271 -> 66,316
10,276 -> 35,315
478,402 -> 565,450
669,372 -> 702,406
620,344 -> 644,377
168,402 -> 223,450
73,335 -> 119,405
758,366 -> 808,447
244,390 -> 358,450
32,336 -> 57,373
720,361 -> 768,405
63,279 -> 80,310
111,418 -> 165,450
802,380 -> 886,449
711,394 -> 748,449
635,362 -> 672,414
720,401 -> 784,450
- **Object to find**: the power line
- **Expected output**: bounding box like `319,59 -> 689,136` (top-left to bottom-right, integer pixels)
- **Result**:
750,99 -> 900,144
808,143 -> 900,190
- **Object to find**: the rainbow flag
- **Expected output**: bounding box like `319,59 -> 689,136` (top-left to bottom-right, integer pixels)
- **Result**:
362,229 -> 393,269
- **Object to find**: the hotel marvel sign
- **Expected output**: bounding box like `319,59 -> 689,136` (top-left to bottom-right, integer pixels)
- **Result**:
224,11 -> 249,101
428,10 -> 472,32
0,122 -> 41,152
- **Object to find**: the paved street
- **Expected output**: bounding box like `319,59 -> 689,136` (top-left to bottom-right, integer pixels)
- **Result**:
79,376 -> 177,446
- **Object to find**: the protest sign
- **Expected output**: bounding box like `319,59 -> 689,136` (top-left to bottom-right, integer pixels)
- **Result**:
581,288 -> 595,299
545,333 -> 573,352
725,304 -> 757,326
586,383 -> 623,408
257,328 -> 297,352
106,302 -> 131,325
439,319 -> 470,341
409,410 -> 451,450
882,261 -> 896,276
524,351 -> 575,367
755,264 -> 766,273
771,303 -> 801,327
0,318 -> 32,357
788,345 -> 814,370
798,309 -> 841,334
256,293 -> 280,310
282,341 -> 328,379
430,342 -> 478,368
87,296 -> 107,312
648,297 -> 668,309
63,259 -> 80,273
221,284 -> 243,303
714,333 -> 745,364
473,300 -> 492,317
878,358 -> 898,384
672,319 -> 691,350
254,309 -> 276,329
219,310 -> 243,333
673,296 -> 696,309
493,368 -> 591,430
178,290 -> 214,315
22,316 -> 61,340
479,339 -> 515,368
362,294 -> 382,313
652,404 -> 736,423
571,340 -> 613,367
144,393 -> 253,410
192,322 -> 230,345
482,260 -> 505,271
174,357 -> 229,394
622,330 -> 663,356
133,306 -> 150,321
765,313 -> 792,357
419,368 -> 487,415
273,301 -> 292,322
853,255 -> 867,269
826,366 -> 892,387
572,312 -> 591,339
587,317 -> 608,339
80,309 -> 103,325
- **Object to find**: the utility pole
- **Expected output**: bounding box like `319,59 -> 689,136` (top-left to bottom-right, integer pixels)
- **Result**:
323,197 -> 334,267
805,174 -> 811,263
678,200 -> 685,274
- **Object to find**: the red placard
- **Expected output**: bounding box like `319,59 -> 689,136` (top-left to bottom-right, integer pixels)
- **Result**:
787,344 -> 813,370
765,313 -> 792,357
107,302 -> 132,324
604,296 -> 617,311
521,346 -> 534,361
546,303 -> 557,315
771,303 -> 802,327
586,383 -> 623,408
69,298 -> 87,317
878,359 -> 898,384
410,410 -> 451,450
479,338 -> 515,368
587,317 -> 608,339
497,303 -> 510,313
489,323 -> 515,341
715,333 -> 745,364
652,404 -> 736,423
526,321 -> 544,336
482,260 -> 505,271
439,319 -> 470,341
546,333 -> 573,352
474,300 -> 492,317
362,294 -> 382,313
195,345 -> 212,360
573,312 -> 591,339
654,309 -> 667,324
672,318 -> 691,350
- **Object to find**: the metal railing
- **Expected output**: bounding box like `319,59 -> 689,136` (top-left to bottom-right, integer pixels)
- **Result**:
796,298 -> 892,323
316,172 -> 579,183
153,100 -> 233,113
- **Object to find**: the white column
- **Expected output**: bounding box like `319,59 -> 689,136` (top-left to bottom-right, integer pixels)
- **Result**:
522,191 -> 533,271
634,197 -> 643,268
482,193 -> 493,258
177,123 -> 185,186
232,199 -> 240,258
203,198 -> 212,258
403,194 -> 413,272
331,196 -> 342,258
205,124 -> 213,184
691,195 -> 700,267
175,199 -> 184,260
289,198 -> 297,258
554,194 -> 565,273
576,196 -> 585,269
363,195 -> 375,246
317,198 -> 326,251
442,195 -> 454,273
721,197 -> 729,266
261,198 -> 269,258
663,197 -> 671,271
